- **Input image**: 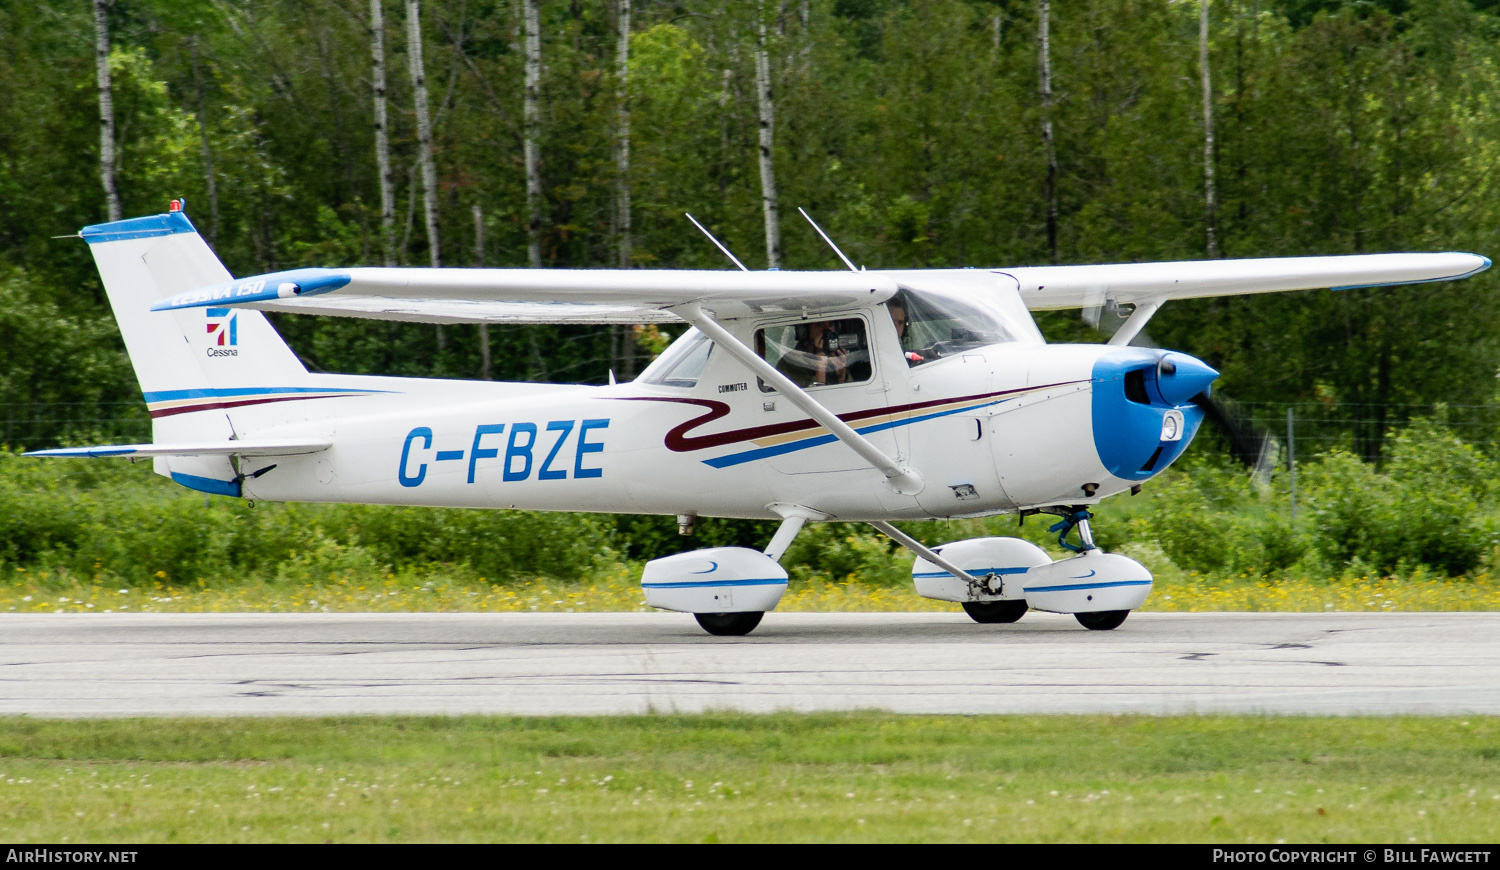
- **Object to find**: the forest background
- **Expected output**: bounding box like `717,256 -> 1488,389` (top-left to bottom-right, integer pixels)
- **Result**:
6,0 -> 1500,602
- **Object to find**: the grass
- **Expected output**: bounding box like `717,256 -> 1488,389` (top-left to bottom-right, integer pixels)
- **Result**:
0,715 -> 1496,843
3,562 -> 1499,615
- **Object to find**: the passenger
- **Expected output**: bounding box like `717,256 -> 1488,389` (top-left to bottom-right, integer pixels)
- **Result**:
775,320 -> 848,387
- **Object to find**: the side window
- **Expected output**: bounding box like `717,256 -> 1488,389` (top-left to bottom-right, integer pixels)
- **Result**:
639,330 -> 714,388
755,318 -> 872,391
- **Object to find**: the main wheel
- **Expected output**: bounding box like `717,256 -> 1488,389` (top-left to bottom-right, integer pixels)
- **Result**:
1075,610 -> 1129,631
962,600 -> 1029,624
694,611 -> 764,636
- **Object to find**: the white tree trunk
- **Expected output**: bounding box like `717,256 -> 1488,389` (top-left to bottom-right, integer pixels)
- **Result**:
616,0 -> 635,377
407,0 -> 440,269
524,0 -> 543,268
755,9 -> 780,269
93,0 -> 120,222
615,0 -> 631,271
1038,0 -> 1058,264
1200,0 -> 1219,257
371,0 -> 396,266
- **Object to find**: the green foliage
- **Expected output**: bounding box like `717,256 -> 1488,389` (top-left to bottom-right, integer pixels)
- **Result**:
0,271 -> 139,447
0,451 -> 615,585
1145,417 -> 1496,578
6,0 -> 1500,447
1303,419 -> 1493,575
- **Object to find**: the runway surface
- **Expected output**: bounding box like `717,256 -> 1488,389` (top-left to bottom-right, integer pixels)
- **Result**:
2,611 -> 1497,717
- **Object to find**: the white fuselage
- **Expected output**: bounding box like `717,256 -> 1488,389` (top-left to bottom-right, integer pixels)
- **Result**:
202,303 -> 1179,522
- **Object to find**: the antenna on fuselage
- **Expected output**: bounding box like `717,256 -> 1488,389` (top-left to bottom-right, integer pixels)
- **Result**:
797,207 -> 859,273
684,213 -> 749,272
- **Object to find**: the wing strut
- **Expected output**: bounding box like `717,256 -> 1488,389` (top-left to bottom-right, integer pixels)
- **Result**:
673,303 -> 925,495
1106,298 -> 1164,347
869,521 -> 980,585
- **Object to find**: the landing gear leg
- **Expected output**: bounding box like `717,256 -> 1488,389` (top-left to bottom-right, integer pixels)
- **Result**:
1046,507 -> 1098,553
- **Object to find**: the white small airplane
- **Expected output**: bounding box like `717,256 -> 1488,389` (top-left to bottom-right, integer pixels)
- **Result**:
30,202 -> 1489,635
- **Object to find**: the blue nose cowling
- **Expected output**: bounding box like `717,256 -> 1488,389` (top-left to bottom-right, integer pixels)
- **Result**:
1090,348 -> 1216,482
1151,351 -> 1219,406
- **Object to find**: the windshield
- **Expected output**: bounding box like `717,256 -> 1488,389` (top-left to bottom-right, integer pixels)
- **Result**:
889,287 -> 1020,366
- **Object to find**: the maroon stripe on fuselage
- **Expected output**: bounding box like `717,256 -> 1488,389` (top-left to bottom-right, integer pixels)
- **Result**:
147,394 -> 354,418
614,380 -> 1084,453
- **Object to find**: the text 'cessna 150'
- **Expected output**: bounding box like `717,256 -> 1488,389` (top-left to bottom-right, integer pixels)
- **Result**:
30,203 -> 1489,635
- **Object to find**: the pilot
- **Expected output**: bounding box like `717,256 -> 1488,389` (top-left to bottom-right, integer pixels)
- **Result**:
776,320 -> 848,387
887,300 -> 925,365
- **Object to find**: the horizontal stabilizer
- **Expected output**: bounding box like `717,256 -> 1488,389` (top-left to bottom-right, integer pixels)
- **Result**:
26,440 -> 331,459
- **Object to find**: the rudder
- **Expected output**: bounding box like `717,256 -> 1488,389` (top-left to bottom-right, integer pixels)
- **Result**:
82,208 -> 310,490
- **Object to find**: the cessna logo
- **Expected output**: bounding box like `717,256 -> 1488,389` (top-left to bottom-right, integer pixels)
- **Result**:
206,308 -> 239,357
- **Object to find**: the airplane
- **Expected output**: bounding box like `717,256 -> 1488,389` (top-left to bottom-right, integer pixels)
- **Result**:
28,201 -> 1490,635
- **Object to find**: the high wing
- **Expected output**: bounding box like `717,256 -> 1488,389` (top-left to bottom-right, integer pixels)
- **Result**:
150,253 -> 1489,325
151,267 -> 900,324
995,252 -> 1490,311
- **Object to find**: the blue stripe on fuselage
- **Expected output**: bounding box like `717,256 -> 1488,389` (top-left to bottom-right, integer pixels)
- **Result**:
702,398 -> 1005,468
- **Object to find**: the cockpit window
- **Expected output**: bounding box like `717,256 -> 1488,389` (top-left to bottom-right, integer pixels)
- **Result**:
888,288 -> 1017,366
638,329 -> 713,388
755,318 -> 872,391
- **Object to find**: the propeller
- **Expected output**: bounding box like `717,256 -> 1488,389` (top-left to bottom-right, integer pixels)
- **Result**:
1085,300 -> 1276,483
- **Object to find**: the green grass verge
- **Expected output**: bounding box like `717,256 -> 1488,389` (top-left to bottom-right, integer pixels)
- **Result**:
4,565 -> 1500,614
1,715 -> 1497,843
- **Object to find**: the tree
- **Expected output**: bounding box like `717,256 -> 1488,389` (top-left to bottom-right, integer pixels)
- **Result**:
1201,0 -> 1218,257
371,0 -> 396,266
94,0 -> 120,222
755,2 -> 780,269
524,0 -> 543,268
1038,0 -> 1058,264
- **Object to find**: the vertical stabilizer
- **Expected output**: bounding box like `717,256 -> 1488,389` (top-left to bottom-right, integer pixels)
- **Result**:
82,209 -> 310,491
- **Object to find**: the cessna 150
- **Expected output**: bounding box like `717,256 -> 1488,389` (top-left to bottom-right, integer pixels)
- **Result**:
30,204 -> 1490,635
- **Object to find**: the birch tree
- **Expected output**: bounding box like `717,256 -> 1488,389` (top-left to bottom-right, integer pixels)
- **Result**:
1200,0 -> 1218,257
1039,0 -> 1058,264
371,0 -> 396,265
615,0 -> 631,271
93,0 -> 120,222
615,0 -> 634,376
524,0 -> 543,268
407,0 -> 440,269
755,5 -> 780,269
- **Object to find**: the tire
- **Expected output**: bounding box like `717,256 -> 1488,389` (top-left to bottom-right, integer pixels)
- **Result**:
1075,610 -> 1129,631
694,611 -> 764,636
961,600 -> 1029,624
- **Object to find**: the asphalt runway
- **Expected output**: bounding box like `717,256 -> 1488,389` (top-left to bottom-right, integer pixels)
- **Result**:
1,611 -> 1497,717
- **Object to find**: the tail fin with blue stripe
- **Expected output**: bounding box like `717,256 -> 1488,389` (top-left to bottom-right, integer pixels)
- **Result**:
76,208 -> 312,491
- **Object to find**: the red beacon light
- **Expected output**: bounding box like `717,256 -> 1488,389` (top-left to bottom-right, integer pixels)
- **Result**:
168,199 -> 182,213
